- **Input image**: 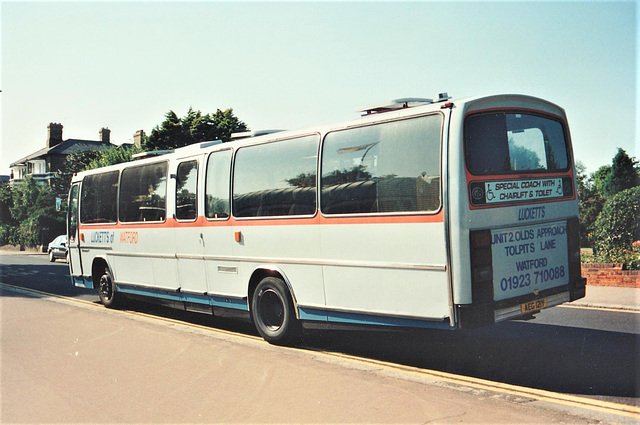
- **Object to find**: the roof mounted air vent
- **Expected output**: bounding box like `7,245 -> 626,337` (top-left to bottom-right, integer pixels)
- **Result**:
437,92 -> 451,102
132,150 -> 174,160
230,129 -> 285,141
357,97 -> 433,115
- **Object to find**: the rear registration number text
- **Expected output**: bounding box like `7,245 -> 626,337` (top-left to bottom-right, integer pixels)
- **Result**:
521,298 -> 547,314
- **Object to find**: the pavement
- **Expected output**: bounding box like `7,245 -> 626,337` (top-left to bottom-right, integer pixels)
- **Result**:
570,284 -> 640,311
7,292 -> 616,424
1,246 -> 639,312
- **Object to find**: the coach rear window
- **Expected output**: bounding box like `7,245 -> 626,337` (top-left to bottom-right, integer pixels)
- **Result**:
465,112 -> 569,175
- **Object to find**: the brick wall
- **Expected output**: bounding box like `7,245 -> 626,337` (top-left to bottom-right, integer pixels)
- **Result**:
581,263 -> 640,288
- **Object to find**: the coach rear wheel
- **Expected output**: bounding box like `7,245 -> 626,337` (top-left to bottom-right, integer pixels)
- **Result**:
97,266 -> 120,308
251,276 -> 301,345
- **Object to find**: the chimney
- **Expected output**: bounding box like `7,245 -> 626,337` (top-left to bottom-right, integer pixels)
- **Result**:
99,127 -> 111,144
47,123 -> 63,148
133,130 -> 145,149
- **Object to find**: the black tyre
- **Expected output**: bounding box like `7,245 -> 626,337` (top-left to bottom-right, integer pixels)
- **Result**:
97,266 -> 121,308
251,276 -> 301,345
48,250 -> 55,262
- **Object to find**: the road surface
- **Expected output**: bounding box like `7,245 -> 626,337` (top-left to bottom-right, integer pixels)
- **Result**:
1,254 -> 638,423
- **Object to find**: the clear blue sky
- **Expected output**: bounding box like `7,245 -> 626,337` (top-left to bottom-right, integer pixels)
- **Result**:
1,1 -> 637,176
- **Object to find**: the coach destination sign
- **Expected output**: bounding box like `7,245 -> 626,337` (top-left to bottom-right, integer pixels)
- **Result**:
490,220 -> 569,301
470,178 -> 569,206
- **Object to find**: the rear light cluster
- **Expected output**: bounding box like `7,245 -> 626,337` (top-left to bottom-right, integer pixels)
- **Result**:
562,177 -> 574,197
469,229 -> 493,305
566,217 -> 585,300
457,229 -> 495,329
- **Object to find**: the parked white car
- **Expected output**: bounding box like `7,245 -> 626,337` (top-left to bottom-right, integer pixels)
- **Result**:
47,235 -> 68,262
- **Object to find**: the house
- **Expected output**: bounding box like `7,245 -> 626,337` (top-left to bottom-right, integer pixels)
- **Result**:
9,123 -> 115,185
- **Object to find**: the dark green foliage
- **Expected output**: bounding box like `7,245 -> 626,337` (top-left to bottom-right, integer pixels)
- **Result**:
575,162 -> 592,198
592,187 -> 640,268
591,165 -> 611,197
0,224 -> 19,246
86,145 -> 142,170
577,150 -> 640,248
0,183 -> 15,225
3,106 -> 249,248
6,176 -> 66,247
51,150 -> 103,199
0,183 -> 18,245
51,145 -> 142,198
580,195 -> 606,247
603,148 -> 640,196
143,107 -> 248,151
576,161 -> 605,246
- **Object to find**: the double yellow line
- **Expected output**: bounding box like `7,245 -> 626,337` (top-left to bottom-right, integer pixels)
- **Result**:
317,351 -> 640,420
559,303 -> 640,314
2,281 -> 638,421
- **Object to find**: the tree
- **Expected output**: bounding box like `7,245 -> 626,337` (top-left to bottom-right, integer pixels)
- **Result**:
575,161 -> 591,198
603,148 -> 640,197
51,145 -> 143,199
86,145 -> 142,170
576,162 -> 605,246
591,164 -> 611,198
51,150 -> 103,199
143,107 -> 248,151
9,176 -> 65,247
0,183 -> 18,245
0,183 -> 14,225
210,108 -> 248,142
593,186 -> 640,268
580,194 -> 606,247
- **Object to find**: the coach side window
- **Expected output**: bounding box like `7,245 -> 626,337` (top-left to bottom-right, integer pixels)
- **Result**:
205,150 -> 232,219
80,171 -> 119,224
176,160 -> 198,220
233,135 -> 319,218
119,162 -> 168,223
321,115 -> 442,215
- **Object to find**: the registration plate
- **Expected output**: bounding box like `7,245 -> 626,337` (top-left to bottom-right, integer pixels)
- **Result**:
521,298 -> 547,314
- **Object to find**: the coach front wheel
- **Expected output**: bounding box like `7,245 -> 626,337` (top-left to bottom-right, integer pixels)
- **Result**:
97,266 -> 121,308
251,276 -> 301,345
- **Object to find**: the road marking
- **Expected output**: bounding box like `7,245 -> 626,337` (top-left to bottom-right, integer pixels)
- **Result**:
0,282 -> 263,343
314,351 -> 640,420
2,281 -> 639,421
559,304 -> 640,314
0,282 -> 99,307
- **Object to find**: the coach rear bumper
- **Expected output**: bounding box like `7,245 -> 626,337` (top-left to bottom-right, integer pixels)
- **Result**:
456,276 -> 586,329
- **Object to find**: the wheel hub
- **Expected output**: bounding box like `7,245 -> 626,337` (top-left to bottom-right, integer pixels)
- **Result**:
99,275 -> 112,300
259,289 -> 284,330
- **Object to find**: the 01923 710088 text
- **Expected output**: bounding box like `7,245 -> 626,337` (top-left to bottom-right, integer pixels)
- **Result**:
489,221 -> 569,302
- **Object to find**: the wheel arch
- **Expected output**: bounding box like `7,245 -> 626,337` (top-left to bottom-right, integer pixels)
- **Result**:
91,256 -> 111,288
247,266 -> 299,319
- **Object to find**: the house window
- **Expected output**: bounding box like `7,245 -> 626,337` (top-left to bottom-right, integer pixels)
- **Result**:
30,160 -> 47,175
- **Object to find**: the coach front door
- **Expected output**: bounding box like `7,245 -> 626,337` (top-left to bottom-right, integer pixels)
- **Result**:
67,183 -> 84,282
